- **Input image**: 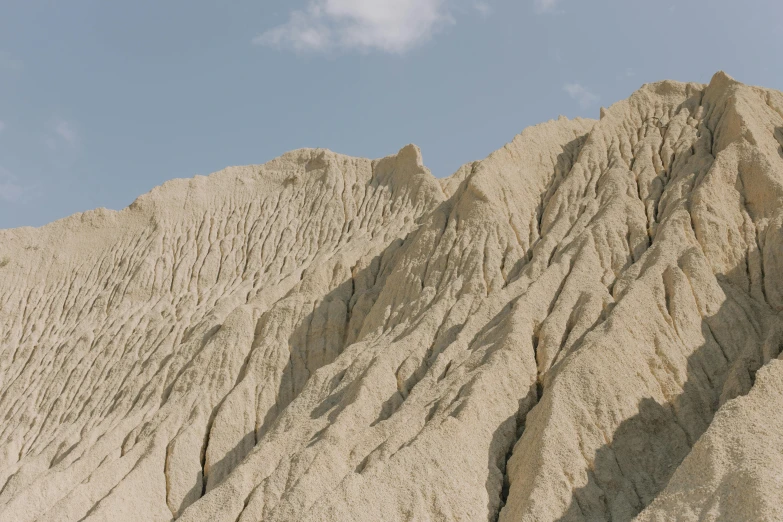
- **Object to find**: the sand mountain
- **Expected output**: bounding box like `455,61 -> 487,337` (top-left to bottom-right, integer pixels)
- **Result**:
1,72 -> 783,521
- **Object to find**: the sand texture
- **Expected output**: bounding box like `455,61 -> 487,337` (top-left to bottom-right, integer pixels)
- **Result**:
2,72 -> 783,521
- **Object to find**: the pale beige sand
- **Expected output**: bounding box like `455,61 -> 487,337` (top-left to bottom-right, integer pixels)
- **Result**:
1,72 -> 782,521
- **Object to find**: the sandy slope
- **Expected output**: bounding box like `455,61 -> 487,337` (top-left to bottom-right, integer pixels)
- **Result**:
1,72 -> 782,521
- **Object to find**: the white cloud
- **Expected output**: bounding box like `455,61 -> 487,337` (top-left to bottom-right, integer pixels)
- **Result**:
254,0 -> 455,53
534,0 -> 561,14
564,83 -> 599,109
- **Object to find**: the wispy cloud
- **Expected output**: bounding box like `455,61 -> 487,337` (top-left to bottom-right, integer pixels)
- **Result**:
564,83 -> 599,109
54,120 -> 78,146
615,68 -> 635,81
534,0 -> 562,14
0,167 -> 28,203
46,119 -> 80,150
254,0 -> 455,53
473,1 -> 493,16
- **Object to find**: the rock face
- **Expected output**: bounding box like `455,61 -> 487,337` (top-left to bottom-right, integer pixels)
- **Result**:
1,72 -> 783,521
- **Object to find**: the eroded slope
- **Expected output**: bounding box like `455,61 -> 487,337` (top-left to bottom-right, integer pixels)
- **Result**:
1,72 -> 782,522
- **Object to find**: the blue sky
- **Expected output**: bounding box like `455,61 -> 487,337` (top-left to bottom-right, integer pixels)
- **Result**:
0,0 -> 781,228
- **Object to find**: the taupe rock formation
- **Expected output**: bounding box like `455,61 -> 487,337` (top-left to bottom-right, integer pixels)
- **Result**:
1,72 -> 783,521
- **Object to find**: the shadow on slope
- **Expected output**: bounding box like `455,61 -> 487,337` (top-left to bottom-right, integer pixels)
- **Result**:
193,131 -> 593,518
556,268 -> 781,522
197,235 -> 410,507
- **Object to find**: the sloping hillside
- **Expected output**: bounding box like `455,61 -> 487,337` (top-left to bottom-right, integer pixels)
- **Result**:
1,72 -> 782,521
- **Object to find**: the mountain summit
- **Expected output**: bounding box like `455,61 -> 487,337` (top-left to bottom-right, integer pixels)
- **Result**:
2,73 -> 783,521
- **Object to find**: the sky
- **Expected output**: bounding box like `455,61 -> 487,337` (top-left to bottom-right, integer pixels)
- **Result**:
0,0 -> 781,228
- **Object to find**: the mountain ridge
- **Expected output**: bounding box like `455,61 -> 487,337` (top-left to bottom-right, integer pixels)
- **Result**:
1,71 -> 782,521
